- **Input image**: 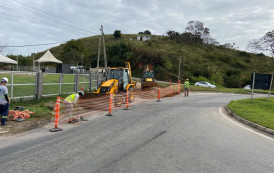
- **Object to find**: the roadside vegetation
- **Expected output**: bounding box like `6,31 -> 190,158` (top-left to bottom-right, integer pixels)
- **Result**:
228,97 -> 274,130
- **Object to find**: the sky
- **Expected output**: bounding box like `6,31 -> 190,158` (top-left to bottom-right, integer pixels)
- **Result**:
0,0 -> 273,56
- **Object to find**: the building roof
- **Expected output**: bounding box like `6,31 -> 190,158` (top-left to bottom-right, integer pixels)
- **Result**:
0,54 -> 18,65
36,50 -> 62,64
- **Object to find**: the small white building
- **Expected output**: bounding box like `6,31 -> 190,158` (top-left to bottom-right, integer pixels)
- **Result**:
137,35 -> 141,41
142,35 -> 147,41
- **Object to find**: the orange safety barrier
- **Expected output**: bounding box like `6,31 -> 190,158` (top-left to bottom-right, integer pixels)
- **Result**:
81,84 -> 84,91
179,80 -> 181,93
49,96 -> 63,132
106,94 -> 113,116
157,87 -> 161,102
124,90 -> 130,110
50,84 -> 181,131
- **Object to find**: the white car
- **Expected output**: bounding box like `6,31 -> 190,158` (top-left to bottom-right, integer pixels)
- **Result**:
195,81 -> 217,88
244,85 -> 251,89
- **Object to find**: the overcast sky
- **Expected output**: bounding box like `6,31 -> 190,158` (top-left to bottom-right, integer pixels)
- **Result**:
0,0 -> 273,56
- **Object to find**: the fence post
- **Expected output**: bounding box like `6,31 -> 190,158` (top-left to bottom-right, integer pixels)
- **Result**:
124,90 -> 130,110
49,96 -> 63,132
89,70 -> 92,91
74,72 -> 79,93
157,87 -> 161,102
36,71 -> 43,101
106,94 -> 113,116
251,72 -> 255,103
96,72 -> 99,90
11,71 -> 14,98
59,73 -> 63,95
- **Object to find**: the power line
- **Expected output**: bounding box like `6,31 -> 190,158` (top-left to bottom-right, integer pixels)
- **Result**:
12,0 -> 98,33
4,0 -> 99,34
0,4 -> 98,35
1,41 -> 65,48
0,0 -> 100,35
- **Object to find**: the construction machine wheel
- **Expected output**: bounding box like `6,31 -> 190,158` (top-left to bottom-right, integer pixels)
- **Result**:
114,95 -> 123,107
129,87 -> 134,103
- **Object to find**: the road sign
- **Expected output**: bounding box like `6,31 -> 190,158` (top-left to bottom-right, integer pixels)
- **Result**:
251,73 -> 272,90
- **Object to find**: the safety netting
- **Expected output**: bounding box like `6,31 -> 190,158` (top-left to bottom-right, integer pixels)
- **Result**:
51,84 -> 182,129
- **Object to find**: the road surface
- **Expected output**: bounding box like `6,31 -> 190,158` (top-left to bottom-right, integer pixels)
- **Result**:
0,93 -> 273,173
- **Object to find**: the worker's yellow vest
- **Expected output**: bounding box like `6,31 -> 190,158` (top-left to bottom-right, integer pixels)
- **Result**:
65,94 -> 77,103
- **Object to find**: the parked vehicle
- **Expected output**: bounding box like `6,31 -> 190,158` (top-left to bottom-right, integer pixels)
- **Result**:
194,81 -> 217,88
244,85 -> 251,89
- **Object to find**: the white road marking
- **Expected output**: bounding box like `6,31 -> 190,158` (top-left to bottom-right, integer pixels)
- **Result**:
219,107 -> 274,142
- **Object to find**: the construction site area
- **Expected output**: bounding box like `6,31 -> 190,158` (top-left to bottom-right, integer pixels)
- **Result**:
0,61 -> 183,135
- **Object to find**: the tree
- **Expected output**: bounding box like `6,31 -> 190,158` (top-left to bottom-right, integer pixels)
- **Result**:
223,42 -> 238,49
113,30 -> 121,39
248,30 -> 274,56
144,30 -> 151,35
185,20 -> 210,43
60,40 -> 84,65
166,30 -> 180,40
204,37 -> 219,45
138,32 -> 144,34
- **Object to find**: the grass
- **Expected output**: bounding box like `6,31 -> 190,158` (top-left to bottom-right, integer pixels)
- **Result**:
9,96 -> 59,120
228,97 -> 274,130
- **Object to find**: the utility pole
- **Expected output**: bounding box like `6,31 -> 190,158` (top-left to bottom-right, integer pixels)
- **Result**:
82,54 -> 84,66
101,25 -> 107,70
32,53 -> 35,71
97,34 -> 102,88
16,56 -> 18,70
178,56 -> 181,82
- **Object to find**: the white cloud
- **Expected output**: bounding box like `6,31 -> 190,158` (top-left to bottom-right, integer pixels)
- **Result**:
0,0 -> 273,56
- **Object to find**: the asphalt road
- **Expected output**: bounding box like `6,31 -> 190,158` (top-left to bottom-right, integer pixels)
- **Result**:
0,93 -> 273,173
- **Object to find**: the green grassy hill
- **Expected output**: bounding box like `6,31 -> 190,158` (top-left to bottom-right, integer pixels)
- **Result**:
33,34 -> 274,88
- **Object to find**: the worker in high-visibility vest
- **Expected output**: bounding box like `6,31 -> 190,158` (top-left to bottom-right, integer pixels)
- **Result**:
64,91 -> 84,121
184,78 -> 190,96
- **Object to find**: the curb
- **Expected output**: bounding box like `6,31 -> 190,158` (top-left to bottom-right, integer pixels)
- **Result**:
225,106 -> 274,136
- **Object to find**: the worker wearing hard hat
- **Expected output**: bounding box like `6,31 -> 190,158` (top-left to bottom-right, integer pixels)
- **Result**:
184,78 -> 190,96
0,77 -> 10,126
64,91 -> 84,122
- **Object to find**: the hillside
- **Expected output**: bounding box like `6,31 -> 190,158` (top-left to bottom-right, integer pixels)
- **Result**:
33,34 -> 274,87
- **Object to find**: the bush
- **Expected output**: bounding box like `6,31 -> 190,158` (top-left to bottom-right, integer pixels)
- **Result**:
191,76 -> 209,83
238,51 -> 251,57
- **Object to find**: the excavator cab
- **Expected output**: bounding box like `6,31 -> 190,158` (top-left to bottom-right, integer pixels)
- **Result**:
143,71 -> 155,82
108,68 -> 131,91
141,67 -> 158,90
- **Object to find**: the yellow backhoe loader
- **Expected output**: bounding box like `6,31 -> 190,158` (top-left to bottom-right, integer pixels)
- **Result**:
81,62 -> 136,106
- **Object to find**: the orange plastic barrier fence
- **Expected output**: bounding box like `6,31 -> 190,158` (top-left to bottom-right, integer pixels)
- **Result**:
51,84 -> 181,127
